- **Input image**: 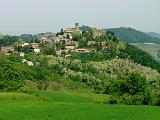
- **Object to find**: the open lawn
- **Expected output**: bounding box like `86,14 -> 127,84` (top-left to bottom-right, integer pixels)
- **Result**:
0,91 -> 160,120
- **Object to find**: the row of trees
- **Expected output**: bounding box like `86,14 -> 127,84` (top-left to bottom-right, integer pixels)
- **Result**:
106,74 -> 160,105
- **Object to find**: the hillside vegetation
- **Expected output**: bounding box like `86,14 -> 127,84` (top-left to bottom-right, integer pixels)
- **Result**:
131,43 -> 160,61
1,27 -> 160,106
1,26 -> 160,119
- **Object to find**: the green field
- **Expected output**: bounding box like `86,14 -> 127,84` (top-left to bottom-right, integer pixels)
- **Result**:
0,91 -> 160,120
131,43 -> 160,60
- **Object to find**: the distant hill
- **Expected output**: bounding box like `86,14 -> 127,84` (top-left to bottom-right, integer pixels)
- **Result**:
16,34 -> 34,42
107,27 -> 160,44
16,32 -> 56,42
147,32 -> 160,39
80,25 -> 91,31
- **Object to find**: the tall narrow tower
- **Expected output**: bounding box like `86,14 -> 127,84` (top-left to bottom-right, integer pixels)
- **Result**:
75,22 -> 79,30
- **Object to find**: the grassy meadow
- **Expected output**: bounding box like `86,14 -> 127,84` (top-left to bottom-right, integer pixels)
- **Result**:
0,91 -> 160,120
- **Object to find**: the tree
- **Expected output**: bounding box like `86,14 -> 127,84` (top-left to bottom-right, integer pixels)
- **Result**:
0,64 -> 24,91
67,34 -> 70,39
72,32 -> 82,41
8,53 -> 21,63
107,74 -> 155,105
78,37 -> 87,48
41,45 -> 56,55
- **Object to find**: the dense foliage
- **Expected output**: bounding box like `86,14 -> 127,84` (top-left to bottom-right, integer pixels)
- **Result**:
119,44 -> 160,72
0,36 -> 19,47
0,64 -> 24,91
106,74 -> 160,105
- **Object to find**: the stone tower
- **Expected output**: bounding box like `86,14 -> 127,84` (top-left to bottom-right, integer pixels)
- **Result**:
75,22 -> 79,30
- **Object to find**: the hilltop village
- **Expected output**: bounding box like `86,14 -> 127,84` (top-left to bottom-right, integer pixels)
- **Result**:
0,23 -> 124,66
1,23 -> 160,107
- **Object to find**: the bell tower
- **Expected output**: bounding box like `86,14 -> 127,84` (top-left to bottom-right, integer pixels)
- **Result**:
75,22 -> 79,30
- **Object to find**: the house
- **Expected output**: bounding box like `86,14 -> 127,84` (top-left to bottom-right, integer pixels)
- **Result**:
97,41 -> 106,47
66,40 -> 78,50
1,46 -> 15,54
102,43 -> 112,50
87,41 -> 96,46
51,35 -> 65,43
90,49 -> 96,52
22,43 -> 30,47
63,33 -> 72,39
30,43 -> 40,53
41,37 -> 51,44
101,42 -> 106,46
58,35 -> 65,40
64,23 -> 82,34
65,54 -> 71,58
49,36 -> 60,43
66,45 -> 75,50
56,50 -> 66,56
48,37 -> 57,44
92,30 -> 105,38
75,48 -> 89,53
30,43 -> 39,49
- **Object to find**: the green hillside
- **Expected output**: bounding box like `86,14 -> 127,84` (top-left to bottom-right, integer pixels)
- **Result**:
147,32 -> 160,39
107,27 -> 160,43
131,43 -> 160,60
1,27 -> 160,119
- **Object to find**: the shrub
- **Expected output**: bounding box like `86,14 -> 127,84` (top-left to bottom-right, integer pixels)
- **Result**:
17,86 -> 33,94
106,74 -> 158,105
154,98 -> 160,106
108,95 -> 118,104
119,93 -> 153,105
0,64 -> 24,91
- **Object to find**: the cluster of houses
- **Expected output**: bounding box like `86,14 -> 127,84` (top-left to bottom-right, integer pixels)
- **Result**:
0,23 -> 117,66
40,23 -> 91,55
1,46 -> 15,55
40,23 -> 109,55
1,23 -> 111,57
0,42 -> 40,55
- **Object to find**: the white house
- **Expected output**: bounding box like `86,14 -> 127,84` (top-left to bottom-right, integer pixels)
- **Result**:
22,43 -> 30,47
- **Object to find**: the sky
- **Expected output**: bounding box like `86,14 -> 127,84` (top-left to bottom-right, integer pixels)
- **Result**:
0,0 -> 160,35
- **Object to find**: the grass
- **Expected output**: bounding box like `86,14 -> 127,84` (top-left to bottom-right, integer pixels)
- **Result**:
0,91 -> 160,120
0,92 -> 49,101
34,91 -> 107,103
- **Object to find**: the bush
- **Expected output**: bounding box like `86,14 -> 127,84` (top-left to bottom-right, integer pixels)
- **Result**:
0,64 -> 24,91
17,86 -> 33,94
119,93 -> 152,105
108,95 -> 118,104
106,74 -> 158,105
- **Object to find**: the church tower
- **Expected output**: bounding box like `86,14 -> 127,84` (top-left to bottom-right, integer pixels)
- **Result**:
75,22 -> 79,30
